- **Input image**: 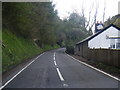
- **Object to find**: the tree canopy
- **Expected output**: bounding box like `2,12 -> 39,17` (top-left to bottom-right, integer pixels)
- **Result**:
2,2 -> 92,48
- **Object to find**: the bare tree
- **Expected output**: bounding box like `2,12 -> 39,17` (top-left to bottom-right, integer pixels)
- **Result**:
81,2 -> 86,27
103,1 -> 106,23
89,3 -> 99,30
90,1 -> 100,29
85,2 -> 94,29
80,1 -> 99,31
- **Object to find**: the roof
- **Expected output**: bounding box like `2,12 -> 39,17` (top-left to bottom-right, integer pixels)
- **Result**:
76,24 -> 120,45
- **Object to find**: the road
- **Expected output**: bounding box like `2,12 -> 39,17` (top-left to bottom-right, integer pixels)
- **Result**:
2,48 -> 119,88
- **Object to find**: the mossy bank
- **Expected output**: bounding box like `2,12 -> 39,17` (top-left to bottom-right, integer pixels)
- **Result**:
2,29 -> 59,73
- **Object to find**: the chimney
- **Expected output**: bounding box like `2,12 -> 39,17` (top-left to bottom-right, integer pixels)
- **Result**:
95,21 -> 104,33
95,21 -> 99,33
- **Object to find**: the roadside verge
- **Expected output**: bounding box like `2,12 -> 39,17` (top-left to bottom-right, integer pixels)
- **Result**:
66,53 -> 120,81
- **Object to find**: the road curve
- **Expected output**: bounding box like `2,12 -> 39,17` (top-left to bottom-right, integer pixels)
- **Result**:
2,48 -> 119,88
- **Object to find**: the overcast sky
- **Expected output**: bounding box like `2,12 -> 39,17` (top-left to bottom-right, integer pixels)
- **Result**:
52,0 -> 120,22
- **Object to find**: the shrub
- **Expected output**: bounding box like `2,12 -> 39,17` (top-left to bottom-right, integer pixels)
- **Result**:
66,45 -> 74,54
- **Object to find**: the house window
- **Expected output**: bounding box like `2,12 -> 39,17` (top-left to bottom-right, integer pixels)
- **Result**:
110,44 -> 115,48
110,39 -> 115,49
116,39 -> 120,49
116,43 -> 120,49
110,39 -> 120,49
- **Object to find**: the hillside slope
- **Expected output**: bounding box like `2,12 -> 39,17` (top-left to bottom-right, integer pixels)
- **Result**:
2,29 -> 59,72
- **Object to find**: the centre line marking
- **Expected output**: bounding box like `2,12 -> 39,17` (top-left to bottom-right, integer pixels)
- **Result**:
53,56 -> 55,60
56,68 -> 64,81
53,52 -> 56,60
54,61 -> 57,66
54,52 -> 56,57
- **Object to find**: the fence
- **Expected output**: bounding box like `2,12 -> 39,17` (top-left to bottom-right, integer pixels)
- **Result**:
75,43 -> 120,68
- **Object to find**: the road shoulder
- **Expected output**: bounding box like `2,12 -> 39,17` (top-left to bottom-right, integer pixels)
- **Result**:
67,54 -> 120,79
2,53 -> 43,86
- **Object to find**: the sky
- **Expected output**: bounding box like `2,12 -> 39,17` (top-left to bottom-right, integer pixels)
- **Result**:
52,0 -> 120,22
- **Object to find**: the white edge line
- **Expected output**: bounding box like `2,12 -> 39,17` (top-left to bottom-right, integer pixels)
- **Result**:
56,68 -> 64,81
53,57 -> 55,60
0,53 -> 44,89
63,83 -> 69,87
66,53 -> 120,82
54,61 -> 57,66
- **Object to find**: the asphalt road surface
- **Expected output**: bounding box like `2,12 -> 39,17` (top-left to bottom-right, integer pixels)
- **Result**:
2,48 -> 119,88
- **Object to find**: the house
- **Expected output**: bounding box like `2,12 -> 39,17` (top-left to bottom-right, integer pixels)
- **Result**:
76,24 -> 120,50
74,24 -> 120,67
89,24 -> 120,49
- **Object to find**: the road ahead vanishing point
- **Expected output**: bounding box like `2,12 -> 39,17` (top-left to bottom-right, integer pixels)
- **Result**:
1,48 -> 120,88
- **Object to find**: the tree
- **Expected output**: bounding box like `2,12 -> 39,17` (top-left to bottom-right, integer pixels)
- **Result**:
80,1 -> 100,31
3,2 -> 59,47
3,3 -> 33,39
2,2 -> 94,49
55,12 -> 91,47
104,14 -> 120,28
103,1 -> 106,23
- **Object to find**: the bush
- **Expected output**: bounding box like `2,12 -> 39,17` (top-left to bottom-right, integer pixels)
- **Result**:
66,45 -> 74,54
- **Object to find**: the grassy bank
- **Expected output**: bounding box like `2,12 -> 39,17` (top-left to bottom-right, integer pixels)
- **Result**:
2,29 -> 59,72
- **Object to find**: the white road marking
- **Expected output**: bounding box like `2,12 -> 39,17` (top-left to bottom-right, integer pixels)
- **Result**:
35,53 -> 44,60
56,68 -> 64,81
54,52 -> 56,57
66,54 -> 120,81
53,57 -> 55,60
54,61 -> 57,66
53,52 -> 56,60
54,51 -> 69,87
63,83 -> 68,87
0,53 -> 44,89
